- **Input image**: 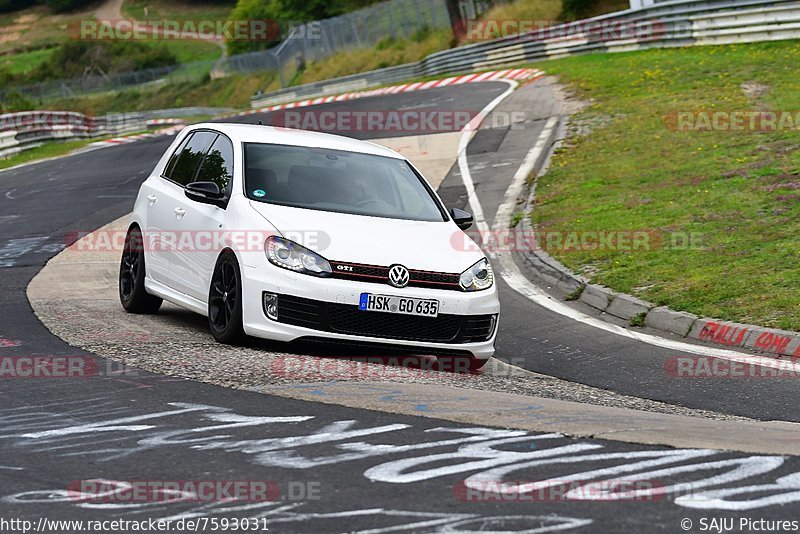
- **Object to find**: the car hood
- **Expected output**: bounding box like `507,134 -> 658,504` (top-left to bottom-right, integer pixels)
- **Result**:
249,201 -> 484,273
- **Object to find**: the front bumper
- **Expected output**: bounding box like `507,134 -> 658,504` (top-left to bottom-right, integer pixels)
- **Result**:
240,260 -> 500,359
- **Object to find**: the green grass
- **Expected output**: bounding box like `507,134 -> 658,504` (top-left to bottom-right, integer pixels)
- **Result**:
531,40 -> 800,330
122,0 -> 234,63
0,0 -> 226,85
290,29 -> 453,87
464,0 -> 562,40
0,5 -> 92,55
140,38 -> 221,64
44,70 -> 277,114
0,138 -> 99,170
0,47 -> 54,74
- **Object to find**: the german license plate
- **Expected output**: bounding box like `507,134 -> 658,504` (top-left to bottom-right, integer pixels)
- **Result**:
358,293 -> 439,317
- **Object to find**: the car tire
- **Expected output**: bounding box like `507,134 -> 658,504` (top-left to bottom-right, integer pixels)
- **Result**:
119,226 -> 163,314
208,251 -> 246,345
436,355 -> 488,373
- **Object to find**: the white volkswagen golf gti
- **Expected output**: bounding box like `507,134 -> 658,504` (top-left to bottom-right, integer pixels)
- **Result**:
119,123 -> 499,370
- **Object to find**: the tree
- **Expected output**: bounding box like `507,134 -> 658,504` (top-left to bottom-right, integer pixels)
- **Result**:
560,0 -> 601,20
444,0 -> 465,40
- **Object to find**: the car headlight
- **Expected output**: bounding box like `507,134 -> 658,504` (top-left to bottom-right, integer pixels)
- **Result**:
459,258 -> 494,291
265,236 -> 332,277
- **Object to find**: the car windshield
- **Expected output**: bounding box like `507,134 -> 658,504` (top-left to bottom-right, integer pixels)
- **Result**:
243,143 -> 447,222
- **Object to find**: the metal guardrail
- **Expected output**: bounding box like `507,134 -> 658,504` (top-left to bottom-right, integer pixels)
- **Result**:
0,105 -> 247,159
0,111 -> 148,159
250,63 -> 420,107
252,0 -> 800,108
140,107 -> 236,119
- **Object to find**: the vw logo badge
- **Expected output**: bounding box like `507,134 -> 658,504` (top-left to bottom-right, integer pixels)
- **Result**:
388,264 -> 410,288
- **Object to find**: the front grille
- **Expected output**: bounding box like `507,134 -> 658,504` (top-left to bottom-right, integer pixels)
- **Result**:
330,261 -> 462,291
409,270 -> 461,289
274,294 -> 495,344
327,304 -> 462,342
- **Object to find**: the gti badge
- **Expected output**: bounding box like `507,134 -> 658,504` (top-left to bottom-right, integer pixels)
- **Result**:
388,264 -> 410,288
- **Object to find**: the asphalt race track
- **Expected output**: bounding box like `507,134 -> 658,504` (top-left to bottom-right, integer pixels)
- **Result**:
1,81 -> 800,532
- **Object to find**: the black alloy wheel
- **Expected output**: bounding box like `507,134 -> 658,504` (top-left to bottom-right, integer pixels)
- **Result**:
208,251 -> 245,344
119,226 -> 162,314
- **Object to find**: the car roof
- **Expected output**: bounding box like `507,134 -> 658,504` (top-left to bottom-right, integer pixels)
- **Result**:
189,122 -> 404,160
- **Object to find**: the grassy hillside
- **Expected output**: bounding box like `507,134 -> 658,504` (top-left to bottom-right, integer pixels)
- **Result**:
532,40 -> 800,330
2,0 -> 568,112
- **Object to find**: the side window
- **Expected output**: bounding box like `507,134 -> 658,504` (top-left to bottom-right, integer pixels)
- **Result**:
194,134 -> 234,196
169,131 -> 217,186
162,135 -> 190,180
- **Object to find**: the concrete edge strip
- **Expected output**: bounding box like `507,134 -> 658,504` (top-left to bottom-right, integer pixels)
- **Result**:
253,381 -> 800,456
514,114 -> 800,362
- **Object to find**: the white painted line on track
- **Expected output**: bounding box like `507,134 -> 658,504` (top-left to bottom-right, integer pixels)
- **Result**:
456,81 -> 789,370
456,80 -> 519,232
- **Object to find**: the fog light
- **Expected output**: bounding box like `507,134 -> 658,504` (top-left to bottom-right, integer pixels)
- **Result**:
263,292 -> 278,321
488,314 -> 498,338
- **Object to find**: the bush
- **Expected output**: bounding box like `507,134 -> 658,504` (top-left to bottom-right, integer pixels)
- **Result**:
560,0 -> 630,20
375,36 -> 397,50
560,0 -> 595,19
227,0 -> 281,55
227,0 -> 384,55
0,90 -> 34,112
410,25 -> 432,42
25,41 -> 177,82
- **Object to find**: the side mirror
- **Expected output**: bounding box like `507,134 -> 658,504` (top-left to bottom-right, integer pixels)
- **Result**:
185,181 -> 224,206
450,207 -> 473,230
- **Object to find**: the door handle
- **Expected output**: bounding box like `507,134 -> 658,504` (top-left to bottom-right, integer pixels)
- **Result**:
174,207 -> 186,218
147,194 -> 157,205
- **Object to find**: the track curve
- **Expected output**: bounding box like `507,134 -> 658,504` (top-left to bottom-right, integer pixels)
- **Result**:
2,79 -> 799,532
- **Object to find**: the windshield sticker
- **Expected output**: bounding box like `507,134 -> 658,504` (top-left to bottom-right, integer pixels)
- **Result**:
253,189 -> 266,198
